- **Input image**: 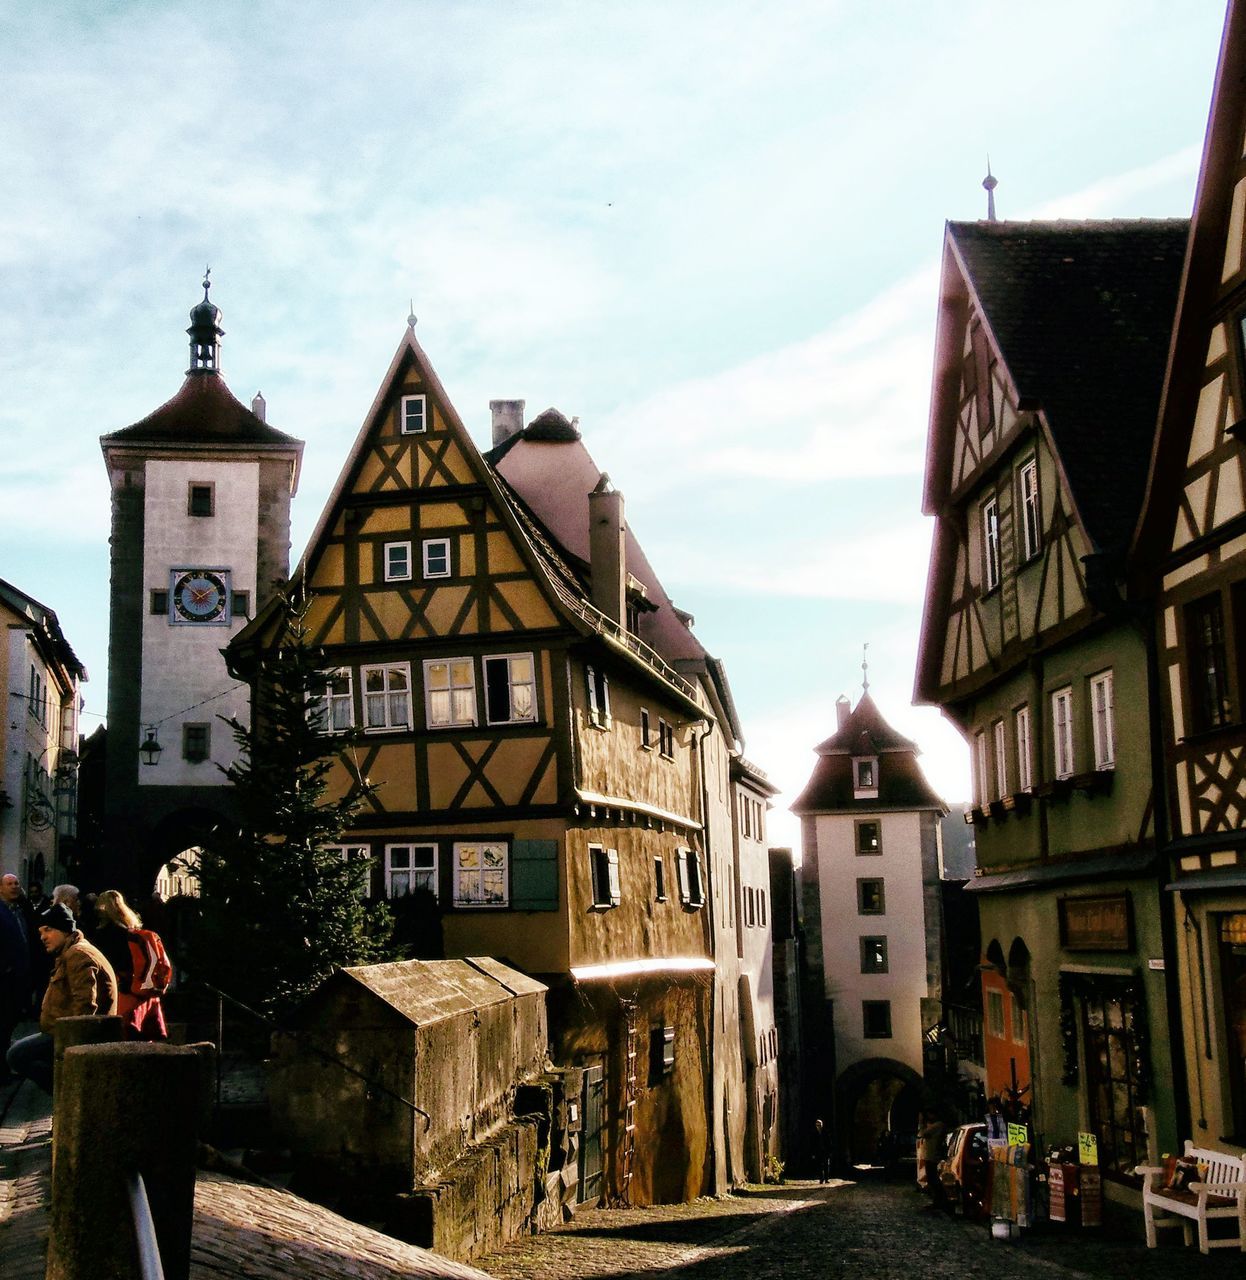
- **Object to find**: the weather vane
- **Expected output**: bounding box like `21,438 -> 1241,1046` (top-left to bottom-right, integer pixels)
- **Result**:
862,642 -> 870,693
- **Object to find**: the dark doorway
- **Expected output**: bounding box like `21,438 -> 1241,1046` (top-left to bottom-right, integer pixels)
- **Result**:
579,1063 -> 605,1203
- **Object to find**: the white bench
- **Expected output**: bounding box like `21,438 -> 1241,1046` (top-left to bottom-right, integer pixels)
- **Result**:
1136,1141 -> 1246,1254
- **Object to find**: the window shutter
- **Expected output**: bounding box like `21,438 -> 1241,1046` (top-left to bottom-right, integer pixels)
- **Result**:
600,673 -> 612,725
676,848 -> 690,903
586,665 -> 599,723
606,848 -> 621,906
510,839 -> 559,911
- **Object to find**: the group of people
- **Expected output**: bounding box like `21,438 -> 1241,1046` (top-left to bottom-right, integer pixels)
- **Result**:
1,874 -> 170,1094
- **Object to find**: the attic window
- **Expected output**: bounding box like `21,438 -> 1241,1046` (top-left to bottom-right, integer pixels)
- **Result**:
853,756 -> 878,797
400,394 -> 426,435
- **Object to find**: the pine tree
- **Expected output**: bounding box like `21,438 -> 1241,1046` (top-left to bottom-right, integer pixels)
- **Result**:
194,594 -> 392,1017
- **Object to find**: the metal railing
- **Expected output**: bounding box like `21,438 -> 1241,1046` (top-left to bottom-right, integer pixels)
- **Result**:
946,1003 -> 985,1067
127,1170 -> 165,1280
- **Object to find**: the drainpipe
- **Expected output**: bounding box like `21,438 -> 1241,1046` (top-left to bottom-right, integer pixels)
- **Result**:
694,717 -> 723,1194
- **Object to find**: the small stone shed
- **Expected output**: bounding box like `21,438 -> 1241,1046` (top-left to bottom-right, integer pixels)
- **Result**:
269,956 -> 548,1191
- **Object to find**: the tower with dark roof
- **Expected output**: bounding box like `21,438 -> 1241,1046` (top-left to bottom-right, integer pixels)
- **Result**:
98,280 -> 303,890
792,690 -> 947,1166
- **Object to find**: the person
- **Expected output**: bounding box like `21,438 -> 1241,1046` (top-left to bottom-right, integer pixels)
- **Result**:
0,876 -> 33,1080
26,880 -> 49,915
916,1110 -> 948,1209
6,903 -> 117,1094
811,1116 -> 832,1183
94,889 -> 168,1042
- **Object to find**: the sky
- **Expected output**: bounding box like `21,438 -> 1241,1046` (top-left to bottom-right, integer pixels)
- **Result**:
0,1 -> 1231,853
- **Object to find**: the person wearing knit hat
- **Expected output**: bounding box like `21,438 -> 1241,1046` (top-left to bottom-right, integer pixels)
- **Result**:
6,898 -> 118,1094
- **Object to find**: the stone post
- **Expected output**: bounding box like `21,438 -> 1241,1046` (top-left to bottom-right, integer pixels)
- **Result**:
52,1014 -> 125,1099
47,1042 -> 203,1280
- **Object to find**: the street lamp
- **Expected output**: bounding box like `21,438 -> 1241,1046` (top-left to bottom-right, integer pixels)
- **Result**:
139,728 -> 163,767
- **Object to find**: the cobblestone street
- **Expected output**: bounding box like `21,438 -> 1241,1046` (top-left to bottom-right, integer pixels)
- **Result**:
477,1180 -> 1239,1280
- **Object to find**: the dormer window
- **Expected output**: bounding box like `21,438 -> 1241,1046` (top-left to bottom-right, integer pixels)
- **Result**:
853,756 -> 878,798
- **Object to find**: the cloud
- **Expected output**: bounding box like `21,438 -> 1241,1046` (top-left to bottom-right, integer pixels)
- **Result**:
1026,146 -> 1203,220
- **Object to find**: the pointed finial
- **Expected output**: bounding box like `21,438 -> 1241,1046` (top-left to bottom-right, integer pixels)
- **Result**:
861,642 -> 870,694
983,159 -> 998,222
407,300 -> 417,330
202,265 -> 212,300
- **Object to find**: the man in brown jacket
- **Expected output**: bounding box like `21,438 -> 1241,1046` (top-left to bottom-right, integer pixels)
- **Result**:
6,902 -> 117,1094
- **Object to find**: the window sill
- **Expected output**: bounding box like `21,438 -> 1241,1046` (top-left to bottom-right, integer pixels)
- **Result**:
1179,722 -> 1246,747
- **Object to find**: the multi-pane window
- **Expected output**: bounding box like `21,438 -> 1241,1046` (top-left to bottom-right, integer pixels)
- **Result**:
855,820 -> 881,856
1015,705 -> 1033,792
362,663 -> 412,731
400,394 -> 426,434
1187,593 -> 1231,732
1019,459 -> 1041,561
974,730 -> 989,804
986,989 -> 1006,1038
982,496 -> 1001,591
484,653 -> 537,724
425,658 -> 477,728
384,541 -> 412,581
182,723 -> 210,763
422,538 -> 451,578
453,840 -> 507,907
586,665 -> 611,728
311,668 -> 354,732
331,844 -> 372,899
386,843 -> 437,899
589,846 -> 621,908
993,719 -> 1007,799
862,1000 -> 892,1039
859,936 -> 889,974
1052,687 -> 1074,779
1009,992 -> 1027,1045
857,878 -> 885,915
1090,671 -> 1115,770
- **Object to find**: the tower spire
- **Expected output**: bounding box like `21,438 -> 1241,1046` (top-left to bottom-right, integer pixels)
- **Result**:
186,267 -> 225,375
861,642 -> 870,694
983,159 -> 998,222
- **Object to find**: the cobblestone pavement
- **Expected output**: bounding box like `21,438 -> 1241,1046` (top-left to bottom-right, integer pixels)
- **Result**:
477,1179 -> 1241,1280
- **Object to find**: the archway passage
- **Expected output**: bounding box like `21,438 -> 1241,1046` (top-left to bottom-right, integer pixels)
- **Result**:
836,1057 -> 924,1168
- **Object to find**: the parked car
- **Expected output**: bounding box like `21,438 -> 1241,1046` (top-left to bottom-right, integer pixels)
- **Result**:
939,1122 -> 991,1220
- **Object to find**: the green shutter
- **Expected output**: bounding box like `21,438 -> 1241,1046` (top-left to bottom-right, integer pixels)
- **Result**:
511,839 -> 559,911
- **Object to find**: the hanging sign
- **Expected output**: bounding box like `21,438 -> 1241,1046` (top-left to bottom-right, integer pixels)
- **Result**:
1008,1122 -> 1028,1145
1077,1132 -> 1099,1166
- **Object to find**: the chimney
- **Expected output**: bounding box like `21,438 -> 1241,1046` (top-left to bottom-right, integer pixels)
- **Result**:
490,399 -> 525,448
835,695 -> 850,730
251,391 -> 267,422
589,473 -> 626,626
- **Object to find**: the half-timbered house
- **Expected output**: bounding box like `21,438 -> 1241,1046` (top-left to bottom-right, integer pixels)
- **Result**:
914,218 -> 1188,1197
230,321 -> 758,1205
1132,0 -> 1246,1159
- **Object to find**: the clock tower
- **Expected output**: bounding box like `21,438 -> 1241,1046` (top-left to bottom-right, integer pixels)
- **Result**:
100,276 -> 303,890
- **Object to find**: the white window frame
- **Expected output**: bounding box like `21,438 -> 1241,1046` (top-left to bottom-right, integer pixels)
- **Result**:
992,719 -> 1007,800
1019,459 -> 1041,561
974,730 -> 989,805
400,393 -> 427,435
422,537 -> 451,579
983,496 -> 1001,591
586,664 -> 612,728
1090,670 -> 1115,770
310,667 -> 355,734
329,843 -> 372,899
1052,686 -> 1074,780
385,842 -> 438,900
384,541 -> 413,582
361,662 -> 413,732
1015,704 -> 1033,792
424,657 -> 477,728
483,652 -> 537,725
676,847 -> 705,908
453,840 -> 508,908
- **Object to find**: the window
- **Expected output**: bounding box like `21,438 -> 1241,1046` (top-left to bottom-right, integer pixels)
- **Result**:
986,989 -> 1005,1038
331,844 -> 372,898
384,541 -> 412,581
1052,687 -> 1074,779
857,878 -> 885,915
231,590 -> 250,619
589,845 -> 621,909
1187,593 -> 1232,732
400,394 -> 426,434
676,847 -> 704,908
1009,992 -> 1027,1045
982,496 -> 1000,591
385,844 -> 437,899
1019,459 -> 1041,561
640,708 -> 652,749
586,665 -> 611,728
362,663 -> 412,731
862,1000 -> 892,1039
860,936 -> 889,974
453,840 -> 508,907
853,757 -> 877,793
654,855 -> 667,901
182,723 -> 210,763
648,1025 -> 675,1084
974,730 -> 988,804
658,719 -> 674,758
855,820 -> 881,856
1090,671 -> 1115,770
187,482 -> 214,517
424,658 -> 476,728
993,719 -> 1007,799
150,590 -> 169,616
310,668 -> 354,733
484,653 -> 536,724
1015,705 -> 1033,792
744,886 -> 755,926
758,890 -> 767,927
422,538 -> 451,579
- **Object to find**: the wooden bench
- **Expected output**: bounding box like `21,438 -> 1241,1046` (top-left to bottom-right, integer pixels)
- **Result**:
1136,1141 -> 1246,1254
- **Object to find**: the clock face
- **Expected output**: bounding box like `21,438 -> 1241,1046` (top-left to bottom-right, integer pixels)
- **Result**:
170,569 -> 230,624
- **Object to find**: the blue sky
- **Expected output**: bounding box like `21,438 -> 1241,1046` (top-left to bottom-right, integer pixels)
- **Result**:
0,1 -> 1229,850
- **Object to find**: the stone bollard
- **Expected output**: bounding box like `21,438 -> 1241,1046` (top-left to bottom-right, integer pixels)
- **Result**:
53,1015 -> 125,1100
47,1042 -> 203,1280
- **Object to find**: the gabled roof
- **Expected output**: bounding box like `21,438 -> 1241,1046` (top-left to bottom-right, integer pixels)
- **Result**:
334,957 -> 545,1027
1134,0 -> 1246,573
0,576 -> 86,680
101,373 -> 303,453
944,220 -> 1188,554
